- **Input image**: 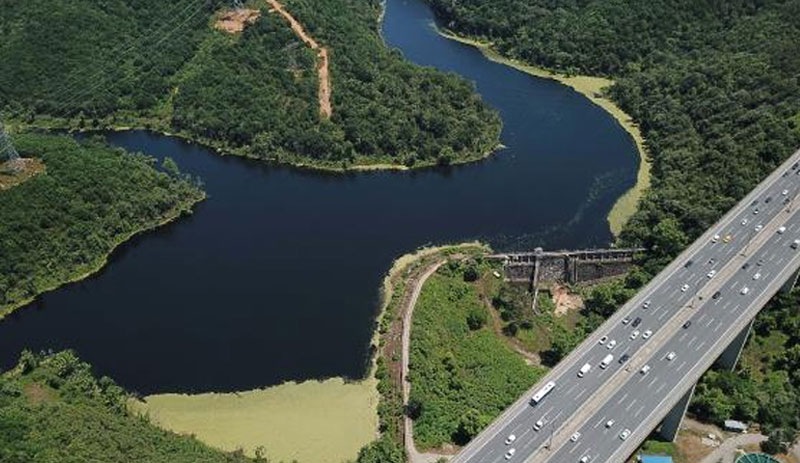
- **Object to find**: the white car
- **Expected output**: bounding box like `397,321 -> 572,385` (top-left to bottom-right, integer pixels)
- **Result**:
754,208 -> 760,215
741,286 -> 750,295
619,429 -> 631,440
711,234 -> 720,243
681,284 -> 690,292
640,365 -> 651,375
753,272 -> 761,280
755,224 -> 764,232
570,432 -> 581,443
533,419 -> 544,431
505,434 -> 516,445
707,270 -> 717,279
622,317 -> 631,325
642,329 -> 652,339
741,218 -> 748,225
505,448 -> 516,460
778,226 -> 787,234
605,419 -> 615,428
630,330 -> 640,340
783,189 -> 789,196
666,352 -> 676,361
607,340 -> 617,350
580,457 -> 591,463
643,300 -> 651,309
599,335 -> 608,345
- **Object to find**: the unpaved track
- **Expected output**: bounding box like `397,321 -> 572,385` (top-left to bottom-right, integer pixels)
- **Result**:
265,0 -> 332,118
401,260 -> 450,463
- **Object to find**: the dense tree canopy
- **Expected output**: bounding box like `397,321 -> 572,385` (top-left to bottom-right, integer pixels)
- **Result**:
0,133 -> 203,316
0,0 -> 501,168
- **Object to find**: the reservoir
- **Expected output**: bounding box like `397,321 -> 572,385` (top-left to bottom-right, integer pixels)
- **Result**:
0,0 -> 638,393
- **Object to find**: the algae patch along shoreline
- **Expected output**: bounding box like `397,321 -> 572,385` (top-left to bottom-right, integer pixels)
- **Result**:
130,243 -> 488,463
438,29 -> 651,237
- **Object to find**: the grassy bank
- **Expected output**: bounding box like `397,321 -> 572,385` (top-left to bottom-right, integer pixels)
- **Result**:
408,258 -> 546,450
131,378 -> 379,463
438,30 -> 650,237
0,133 -> 204,319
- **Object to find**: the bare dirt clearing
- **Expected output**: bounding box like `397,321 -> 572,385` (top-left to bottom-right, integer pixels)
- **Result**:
0,158 -> 45,190
214,8 -> 261,34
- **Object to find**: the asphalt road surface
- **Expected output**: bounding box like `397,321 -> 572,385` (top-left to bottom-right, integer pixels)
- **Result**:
451,148 -> 800,463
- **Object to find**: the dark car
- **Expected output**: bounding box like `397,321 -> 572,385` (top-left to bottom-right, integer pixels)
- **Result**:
684,260 -> 693,268
742,262 -> 751,270
683,321 -> 692,329
785,197 -> 791,205
765,196 -> 773,203
632,317 -> 642,328
751,199 -> 759,206
619,354 -> 630,364
713,291 -> 721,300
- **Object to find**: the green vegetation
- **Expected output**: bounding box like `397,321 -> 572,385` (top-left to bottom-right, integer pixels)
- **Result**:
408,259 -> 545,449
0,0 -> 501,170
0,350 -> 255,463
132,377 -> 379,463
0,132 -> 203,317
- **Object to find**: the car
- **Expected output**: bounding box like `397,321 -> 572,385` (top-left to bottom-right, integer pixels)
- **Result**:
723,234 -> 732,243
707,270 -> 717,278
619,429 -> 631,440
605,419 -> 615,428
741,286 -> 750,295
622,316 -> 631,325
642,329 -> 652,339
505,448 -> 516,460
684,260 -> 694,268
779,226 -> 787,234
643,300 -> 651,309
683,321 -> 692,329
753,272 -> 761,280
708,258 -> 716,265
793,162 -> 798,170
570,432 -> 581,443
580,456 -> 591,463
785,197 -> 791,205
599,335 -> 608,345
505,434 -> 516,445
765,196 -> 773,203
711,234 -> 720,243
757,258 -> 765,266
754,207 -> 760,215
752,199 -> 760,206
792,239 -> 800,250
607,340 -> 617,350
632,317 -> 642,328
533,419 -> 544,431
681,284 -> 690,292
755,224 -> 764,232
741,218 -> 749,225
666,351 -> 677,361
619,354 -> 630,364
783,189 -> 789,196
630,330 -> 640,340
742,262 -> 751,270
640,365 -> 651,375
713,291 -> 721,299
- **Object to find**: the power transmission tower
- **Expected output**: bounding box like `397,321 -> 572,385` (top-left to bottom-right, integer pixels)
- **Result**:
0,123 -> 23,173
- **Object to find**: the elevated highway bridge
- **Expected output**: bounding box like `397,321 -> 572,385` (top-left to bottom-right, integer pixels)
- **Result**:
451,147 -> 800,463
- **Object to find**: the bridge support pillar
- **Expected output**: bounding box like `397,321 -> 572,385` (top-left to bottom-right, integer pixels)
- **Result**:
716,318 -> 754,371
780,267 -> 800,294
658,383 -> 695,442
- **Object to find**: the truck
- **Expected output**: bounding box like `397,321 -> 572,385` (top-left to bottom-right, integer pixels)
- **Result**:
600,354 -> 614,369
577,363 -> 592,378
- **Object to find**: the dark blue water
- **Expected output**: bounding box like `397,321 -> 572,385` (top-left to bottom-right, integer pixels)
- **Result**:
0,0 -> 638,393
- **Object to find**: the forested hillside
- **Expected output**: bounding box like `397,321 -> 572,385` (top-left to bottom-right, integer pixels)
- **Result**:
0,133 -> 203,317
0,350 -> 256,463
0,0 -> 501,169
425,0 -> 800,451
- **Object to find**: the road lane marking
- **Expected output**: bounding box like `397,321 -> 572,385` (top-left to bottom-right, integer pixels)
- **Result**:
616,392 -> 629,405
625,398 -> 638,412
676,360 -> 687,372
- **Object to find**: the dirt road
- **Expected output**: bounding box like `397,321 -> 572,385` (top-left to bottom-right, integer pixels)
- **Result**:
265,0 -> 332,118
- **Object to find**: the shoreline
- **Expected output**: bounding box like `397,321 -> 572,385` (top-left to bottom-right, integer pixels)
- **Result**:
130,242 -> 488,463
437,29 -> 651,238
0,192 -> 204,320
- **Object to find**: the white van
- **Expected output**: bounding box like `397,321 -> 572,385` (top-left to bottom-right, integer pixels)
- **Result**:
578,363 -> 592,378
600,354 -> 614,369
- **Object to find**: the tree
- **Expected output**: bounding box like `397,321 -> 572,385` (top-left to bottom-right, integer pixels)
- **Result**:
466,308 -> 487,330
